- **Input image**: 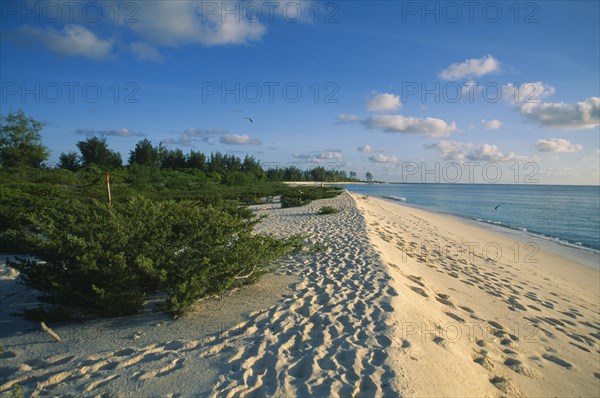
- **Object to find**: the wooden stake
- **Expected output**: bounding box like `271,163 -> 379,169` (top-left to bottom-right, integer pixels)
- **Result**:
105,171 -> 111,208
40,322 -> 61,342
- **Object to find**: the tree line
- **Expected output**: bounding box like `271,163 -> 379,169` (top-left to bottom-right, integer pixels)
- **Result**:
1,109 -> 367,182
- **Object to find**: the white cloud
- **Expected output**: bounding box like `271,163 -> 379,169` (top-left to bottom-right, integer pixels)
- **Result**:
126,2 -> 266,47
364,114 -> 457,137
357,145 -> 375,154
502,82 -> 556,104
162,128 -> 229,146
518,97 -> 600,129
336,114 -> 360,123
292,153 -> 312,160
369,154 -> 398,164
220,134 -> 261,145
293,150 -> 343,162
17,24 -> 112,59
315,150 -> 343,160
366,92 -> 402,112
535,138 -> 582,153
130,42 -> 164,62
481,119 -> 502,130
76,128 -> 144,137
439,55 -> 499,80
426,141 -> 531,162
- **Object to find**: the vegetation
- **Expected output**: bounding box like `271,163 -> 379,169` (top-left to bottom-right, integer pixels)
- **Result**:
8,197 -> 302,316
0,110 -> 359,317
317,205 -> 339,215
0,110 -> 49,168
281,186 -> 342,208
57,151 -> 81,171
76,136 -> 123,169
266,165 -> 357,182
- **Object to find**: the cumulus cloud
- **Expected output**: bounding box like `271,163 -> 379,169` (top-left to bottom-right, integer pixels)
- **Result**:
369,154 -> 398,164
502,81 -> 556,104
366,92 -> 402,112
439,55 -> 499,80
75,128 -> 144,137
130,42 -> 164,62
336,114 -> 360,123
315,150 -> 343,160
364,114 -> 457,137
126,2 -> 266,47
293,150 -> 343,162
425,141 -> 531,162
481,119 -> 502,130
517,97 -> 600,130
15,24 -> 112,59
535,138 -> 582,153
220,133 -> 261,145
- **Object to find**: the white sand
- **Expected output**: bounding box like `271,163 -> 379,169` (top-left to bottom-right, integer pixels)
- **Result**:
1,192 -> 598,397
353,193 -> 600,397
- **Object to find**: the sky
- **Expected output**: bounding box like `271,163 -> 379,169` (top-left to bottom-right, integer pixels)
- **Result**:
1,0 -> 599,184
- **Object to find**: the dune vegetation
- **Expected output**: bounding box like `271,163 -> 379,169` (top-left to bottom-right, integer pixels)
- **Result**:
1,110 -> 352,316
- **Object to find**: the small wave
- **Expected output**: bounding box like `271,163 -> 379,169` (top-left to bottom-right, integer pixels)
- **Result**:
383,196 -> 407,202
472,217 -> 599,253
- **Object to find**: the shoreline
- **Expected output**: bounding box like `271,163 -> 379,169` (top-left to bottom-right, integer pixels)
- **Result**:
349,189 -> 599,270
383,196 -> 600,270
352,192 -> 600,397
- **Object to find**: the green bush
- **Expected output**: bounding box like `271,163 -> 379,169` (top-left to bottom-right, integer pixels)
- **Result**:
281,186 -> 342,208
8,197 -> 302,316
317,206 -> 338,215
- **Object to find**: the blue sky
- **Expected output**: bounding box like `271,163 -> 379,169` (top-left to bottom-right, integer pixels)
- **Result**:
1,0 -> 599,183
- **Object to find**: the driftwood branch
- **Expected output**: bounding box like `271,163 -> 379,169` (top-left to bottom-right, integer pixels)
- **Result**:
234,265 -> 257,280
40,322 -> 61,342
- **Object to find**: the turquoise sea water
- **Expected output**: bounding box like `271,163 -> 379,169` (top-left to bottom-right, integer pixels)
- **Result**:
338,184 -> 600,252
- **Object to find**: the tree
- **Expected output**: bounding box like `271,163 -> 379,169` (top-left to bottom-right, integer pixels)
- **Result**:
161,149 -> 187,169
366,171 -> 373,182
309,166 -> 327,182
283,165 -> 303,181
242,155 -> 265,179
186,150 -> 206,170
58,151 -> 81,171
77,137 -> 122,169
129,139 -> 162,167
349,171 -> 357,180
0,109 -> 49,168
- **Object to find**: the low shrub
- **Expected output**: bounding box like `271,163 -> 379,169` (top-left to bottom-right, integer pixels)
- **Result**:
317,206 -> 338,215
8,197 -> 303,316
281,186 -> 342,208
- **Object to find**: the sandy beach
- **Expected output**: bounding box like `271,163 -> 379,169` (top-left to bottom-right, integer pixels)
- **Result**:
1,192 -> 599,397
354,193 -> 600,397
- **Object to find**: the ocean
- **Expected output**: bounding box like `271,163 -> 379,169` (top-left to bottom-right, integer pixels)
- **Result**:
338,183 -> 600,253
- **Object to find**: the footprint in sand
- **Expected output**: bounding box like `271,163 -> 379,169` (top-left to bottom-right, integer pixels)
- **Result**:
410,286 -> 429,298
435,293 -> 454,307
542,353 -> 573,370
489,376 -> 520,395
